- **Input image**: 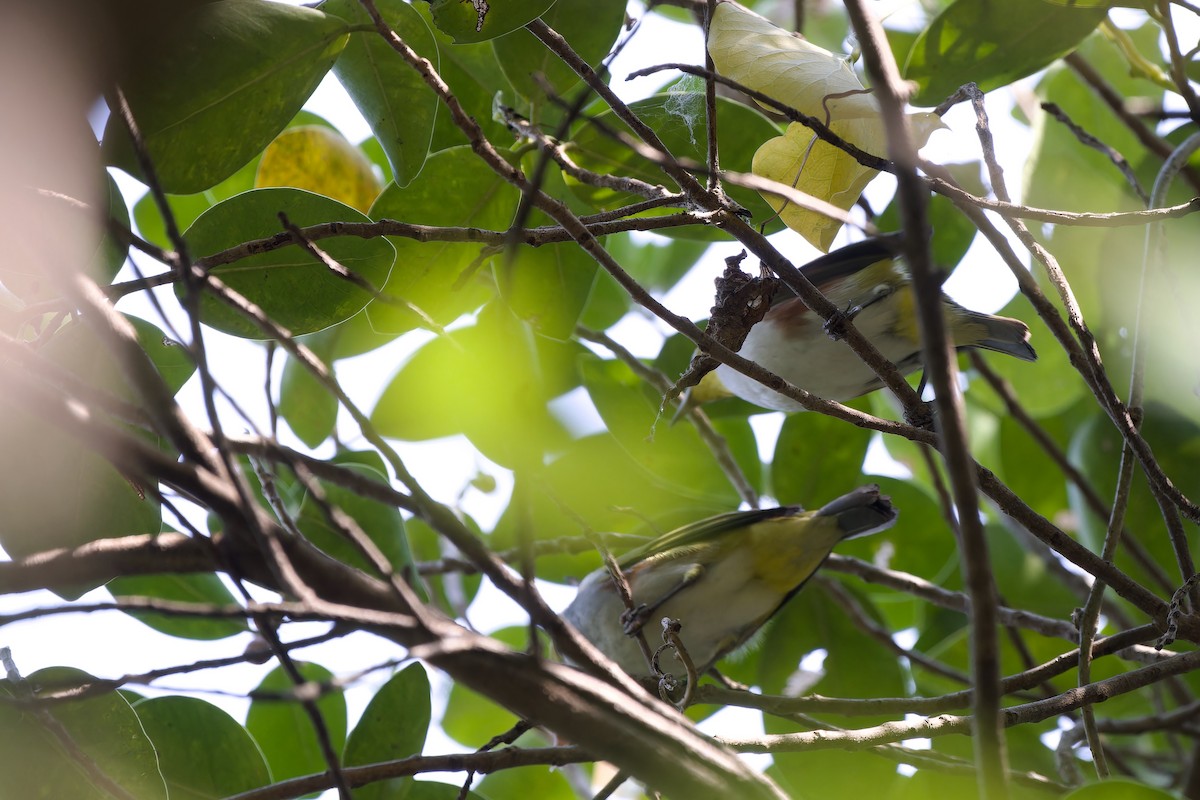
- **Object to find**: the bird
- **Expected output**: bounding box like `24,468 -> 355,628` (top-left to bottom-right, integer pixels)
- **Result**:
561,485 -> 898,681
680,235 -> 1037,414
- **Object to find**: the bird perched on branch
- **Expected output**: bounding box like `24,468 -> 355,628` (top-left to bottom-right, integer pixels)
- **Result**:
679,235 -> 1037,414
562,485 -> 898,681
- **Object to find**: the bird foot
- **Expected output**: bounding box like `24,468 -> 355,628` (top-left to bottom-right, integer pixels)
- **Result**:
620,605 -> 650,636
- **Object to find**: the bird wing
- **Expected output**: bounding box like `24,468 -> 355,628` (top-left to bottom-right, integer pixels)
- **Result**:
616,506 -> 805,569
769,234 -> 905,306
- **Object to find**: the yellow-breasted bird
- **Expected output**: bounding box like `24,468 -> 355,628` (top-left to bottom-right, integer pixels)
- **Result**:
683,235 -> 1037,413
562,485 -> 898,680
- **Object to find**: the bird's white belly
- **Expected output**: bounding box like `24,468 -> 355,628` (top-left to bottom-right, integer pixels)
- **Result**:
563,549 -> 783,677
715,303 -> 917,411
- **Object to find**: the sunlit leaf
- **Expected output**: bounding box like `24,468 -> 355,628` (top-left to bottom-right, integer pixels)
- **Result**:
1061,780 -> 1176,799
279,351 -> 339,447
131,110 -> 337,250
371,303 -> 581,467
496,242 -> 599,340
905,0 -> 1108,105
413,2 -> 517,151
366,146 -> 520,334
255,126 -> 383,213
295,458 -> 416,582
771,412 -> 871,505
581,357 -> 743,505
708,1 -> 943,250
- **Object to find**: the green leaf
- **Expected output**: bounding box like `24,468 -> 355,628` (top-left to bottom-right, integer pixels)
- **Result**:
475,757 -> 576,800
769,750 -> 901,800
413,3 -> 518,152
295,458 -> 416,581
1068,403 -> 1200,589
442,627 -> 536,745
757,582 -> 907,701
96,172 -> 131,283
297,308 -> 400,361
496,242 -> 599,340
609,234 -> 709,294
978,295 -> 1082,418
492,433 -> 731,584
131,110 -> 337,250
986,520 -> 1079,618
493,0 -> 625,107
279,352 -> 339,447
0,667 -> 167,800
371,304 -> 581,467
129,316 -> 196,396
1061,781 -> 1176,799
134,696 -> 270,799
581,357 -> 743,505
108,572 -> 248,640
132,156 -> 259,252
905,0 -> 1107,105
877,164 -> 980,269
0,319 -> 161,584
996,397 -> 1078,524
181,187 -> 396,339
407,516 -> 483,615
429,0 -> 556,43
104,0 -> 349,193
343,663 -> 431,800
567,95 -> 784,239
325,0 -> 440,186
246,662 -> 347,788
408,782 -> 487,800
771,412 -> 871,505
366,147 -> 520,334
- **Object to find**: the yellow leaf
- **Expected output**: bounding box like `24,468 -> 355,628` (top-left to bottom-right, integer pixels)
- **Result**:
255,126 -> 383,213
708,2 -> 944,250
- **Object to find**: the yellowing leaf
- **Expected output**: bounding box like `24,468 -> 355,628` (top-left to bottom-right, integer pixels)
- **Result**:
708,2 -> 944,250
753,112 -> 942,250
708,2 -> 869,115
256,126 -> 383,213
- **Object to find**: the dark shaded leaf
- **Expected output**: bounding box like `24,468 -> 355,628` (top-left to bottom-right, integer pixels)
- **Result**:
429,0 -> 556,43
182,188 -> 395,339
105,0 -> 348,193
567,95 -> 783,239
325,0 -> 440,185
108,572 -> 247,640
